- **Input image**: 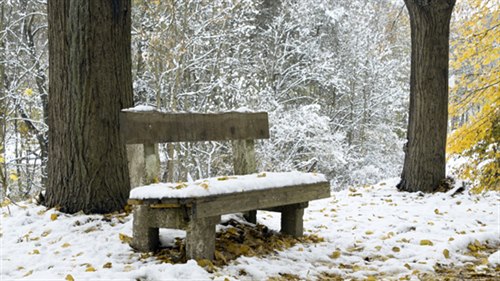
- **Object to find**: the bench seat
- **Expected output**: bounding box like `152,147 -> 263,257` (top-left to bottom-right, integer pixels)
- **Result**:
128,171 -> 330,259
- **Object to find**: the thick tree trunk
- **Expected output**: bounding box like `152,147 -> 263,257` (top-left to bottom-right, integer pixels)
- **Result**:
398,0 -> 455,192
45,0 -> 133,213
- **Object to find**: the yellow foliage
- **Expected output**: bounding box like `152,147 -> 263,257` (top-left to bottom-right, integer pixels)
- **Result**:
9,173 -> 19,181
24,88 -> 34,96
448,0 -> 500,192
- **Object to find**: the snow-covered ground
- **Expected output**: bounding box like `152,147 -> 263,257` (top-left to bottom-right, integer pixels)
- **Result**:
1,178 -> 499,280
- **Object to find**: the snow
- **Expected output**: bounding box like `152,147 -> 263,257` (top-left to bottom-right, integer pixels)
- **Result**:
122,105 -> 158,112
1,179 -> 499,280
129,172 -> 327,199
325,7 -> 346,23
233,107 -> 253,113
489,251 -> 500,265
122,105 -> 259,115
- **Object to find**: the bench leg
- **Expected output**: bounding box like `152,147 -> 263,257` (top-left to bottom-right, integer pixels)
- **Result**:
185,215 -> 220,260
243,210 -> 257,224
131,205 -> 159,252
281,206 -> 304,237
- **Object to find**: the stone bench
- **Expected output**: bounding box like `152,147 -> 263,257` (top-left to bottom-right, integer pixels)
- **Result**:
121,109 -> 330,260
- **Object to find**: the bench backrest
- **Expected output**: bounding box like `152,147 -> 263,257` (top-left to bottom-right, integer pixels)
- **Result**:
120,111 -> 269,144
121,111 -> 270,184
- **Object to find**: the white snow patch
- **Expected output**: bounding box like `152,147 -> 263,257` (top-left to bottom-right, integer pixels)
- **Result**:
489,250 -> 500,266
129,171 -> 327,199
325,7 -> 346,23
122,105 -> 157,112
1,179 -> 498,280
233,106 -> 254,113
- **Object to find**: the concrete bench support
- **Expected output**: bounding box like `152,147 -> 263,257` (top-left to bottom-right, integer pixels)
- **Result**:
186,215 -> 220,260
281,205 -> 305,237
132,205 -> 159,252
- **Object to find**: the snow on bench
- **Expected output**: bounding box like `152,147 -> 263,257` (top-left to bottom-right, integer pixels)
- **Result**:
121,110 -> 331,260
129,171 -> 326,199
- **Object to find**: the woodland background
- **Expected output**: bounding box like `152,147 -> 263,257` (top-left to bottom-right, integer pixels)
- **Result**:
0,0 -> 498,200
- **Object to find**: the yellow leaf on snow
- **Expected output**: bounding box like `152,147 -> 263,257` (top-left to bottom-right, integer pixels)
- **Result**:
85,266 -> 96,272
50,214 -> 58,221
103,262 -> 112,269
420,240 -> 434,246
329,251 -> 341,259
119,233 -> 132,244
443,249 -> 450,259
65,274 -> 75,281
175,183 -> 188,189
61,243 -> 71,248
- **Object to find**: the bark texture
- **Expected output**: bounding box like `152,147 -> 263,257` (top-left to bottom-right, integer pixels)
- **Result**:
46,0 -> 133,213
398,0 -> 455,192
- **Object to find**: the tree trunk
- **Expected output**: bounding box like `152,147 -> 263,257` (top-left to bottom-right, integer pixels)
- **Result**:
45,0 -> 133,213
398,0 -> 455,192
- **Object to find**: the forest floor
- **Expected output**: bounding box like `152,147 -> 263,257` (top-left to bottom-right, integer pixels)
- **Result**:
1,178 -> 499,280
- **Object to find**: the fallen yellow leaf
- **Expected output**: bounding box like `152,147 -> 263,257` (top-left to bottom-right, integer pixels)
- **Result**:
119,233 -> 132,244
330,251 -> 341,259
443,249 -> 450,259
85,266 -> 96,272
420,240 -> 434,246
